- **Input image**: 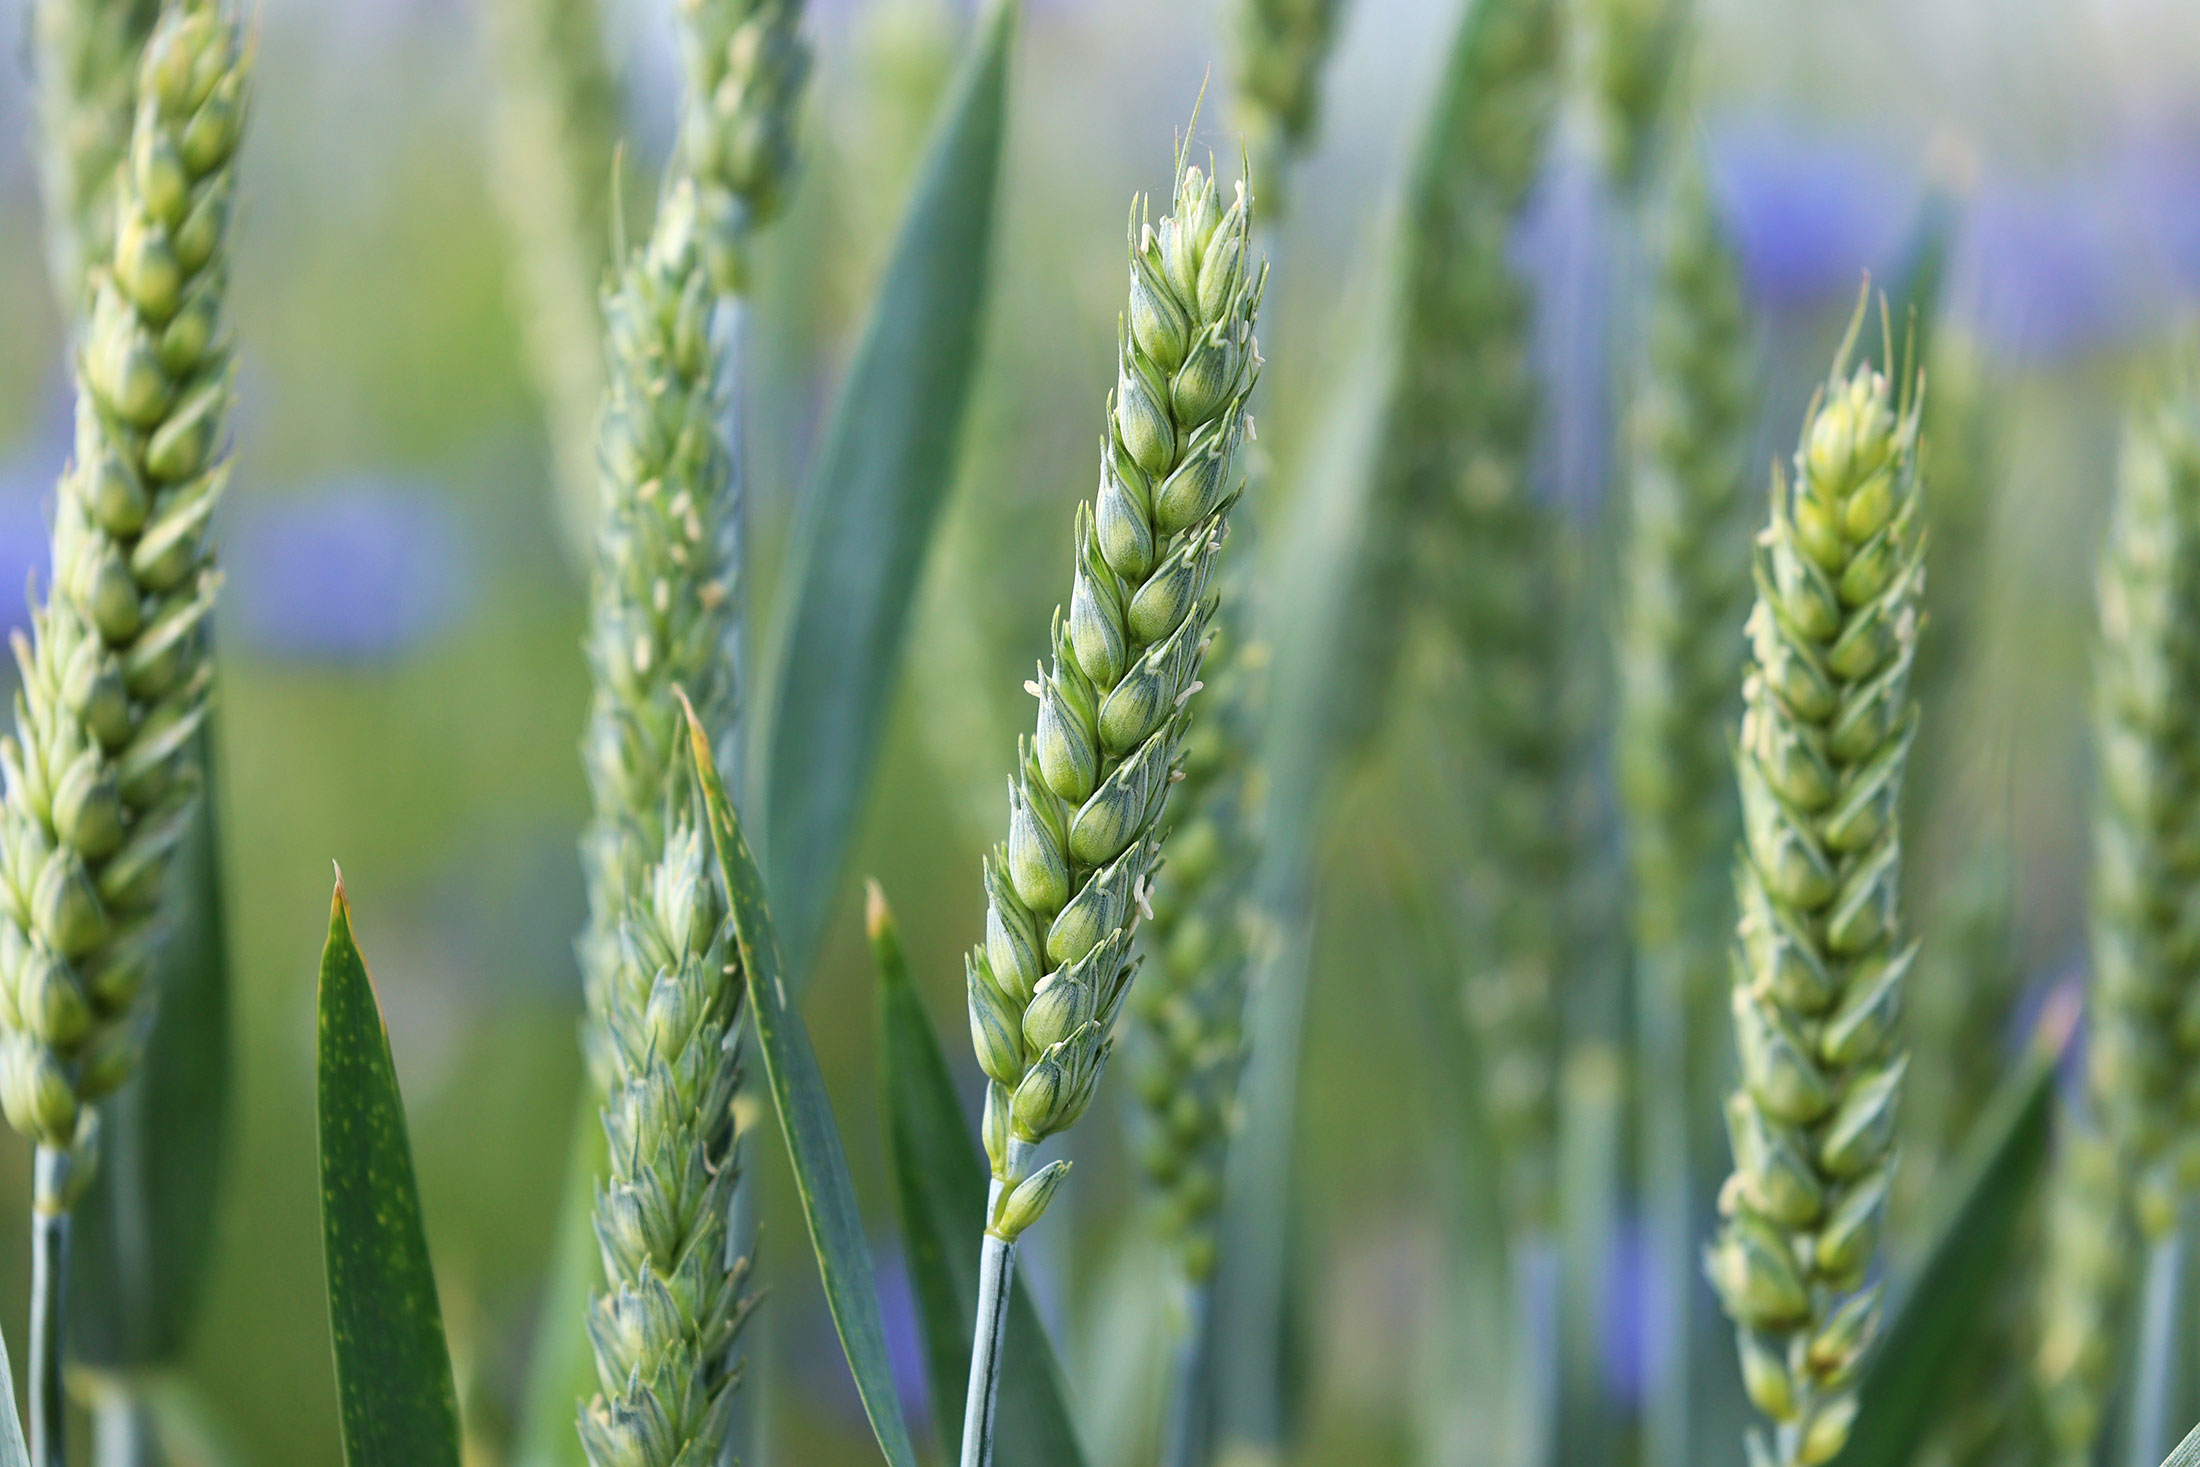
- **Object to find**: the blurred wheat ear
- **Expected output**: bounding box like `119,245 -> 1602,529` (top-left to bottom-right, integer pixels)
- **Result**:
482,0 -> 625,564
28,0 -> 159,311
2036,347 -> 2200,1467
1708,297 -> 1926,1467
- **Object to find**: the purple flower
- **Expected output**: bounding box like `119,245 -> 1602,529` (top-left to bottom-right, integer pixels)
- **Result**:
227,479 -> 471,662
1708,118 -> 1922,310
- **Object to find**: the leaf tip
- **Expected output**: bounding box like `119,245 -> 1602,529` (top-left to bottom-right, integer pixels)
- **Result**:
2037,981 -> 2082,1060
864,878 -> 893,943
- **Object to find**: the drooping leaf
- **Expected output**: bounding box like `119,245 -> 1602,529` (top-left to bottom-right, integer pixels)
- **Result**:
755,0 -> 1018,990
508,1102 -> 605,1467
1829,1001 -> 2076,1467
683,699 -> 921,1467
74,722 -> 231,1368
315,878 -> 463,1467
867,881 -> 1088,1465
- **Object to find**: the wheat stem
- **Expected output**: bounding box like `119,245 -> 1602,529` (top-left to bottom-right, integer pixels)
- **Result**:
1157,1283 -> 1212,1467
30,1147 -> 71,1467
2128,1222 -> 2187,1467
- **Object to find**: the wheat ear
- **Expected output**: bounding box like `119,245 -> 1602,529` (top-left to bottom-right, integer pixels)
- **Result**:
2036,353 -> 2200,1464
484,0 -> 625,559
0,5 -> 247,1461
959,150 -> 1265,1467
28,0 -> 162,311
1706,299 -> 1926,1467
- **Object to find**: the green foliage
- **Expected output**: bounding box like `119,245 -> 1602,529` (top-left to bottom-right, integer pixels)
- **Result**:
683,700 -> 922,1467
315,880 -> 462,1467
0,0 -> 247,1178
759,0 -> 1018,989
869,883 -> 1089,1466
1707,307 -> 1926,1467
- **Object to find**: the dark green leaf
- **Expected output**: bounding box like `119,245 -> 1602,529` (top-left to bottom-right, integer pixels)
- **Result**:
316,878 -> 462,1467
508,1101 -> 604,1467
683,701 -> 921,1467
74,722 -> 230,1367
867,882 -> 1088,1465
1830,1002 -> 2076,1467
756,0 -> 1018,989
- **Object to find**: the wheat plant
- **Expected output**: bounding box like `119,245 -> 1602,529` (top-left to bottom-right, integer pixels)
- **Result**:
1580,0 -> 1690,195
959,149 -> 1263,1467
1616,145 -> 1756,1467
0,2 -> 247,1459
1706,303 -> 1925,1467
2036,352 -> 2200,1466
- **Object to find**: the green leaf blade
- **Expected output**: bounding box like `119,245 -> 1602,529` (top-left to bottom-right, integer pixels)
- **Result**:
756,0 -> 1018,989
1829,1001 -> 2076,1467
73,721 -> 231,1368
685,704 -> 921,1467
315,879 -> 463,1467
867,883 -> 1088,1465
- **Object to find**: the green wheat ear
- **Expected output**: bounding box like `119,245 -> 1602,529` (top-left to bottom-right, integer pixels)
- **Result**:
0,0 -> 248,1194
2036,348 -> 2200,1464
29,0 -> 161,311
676,0 -> 812,295
1707,297 -> 1926,1467
1229,0 -> 1348,217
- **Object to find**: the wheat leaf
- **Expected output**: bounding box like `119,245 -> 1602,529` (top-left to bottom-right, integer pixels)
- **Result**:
315,878 -> 462,1467
683,699 -> 922,1467
756,0 -> 1017,989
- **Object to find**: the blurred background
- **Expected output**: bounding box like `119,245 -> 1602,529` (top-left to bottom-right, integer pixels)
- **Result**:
2,0 -> 2200,1462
